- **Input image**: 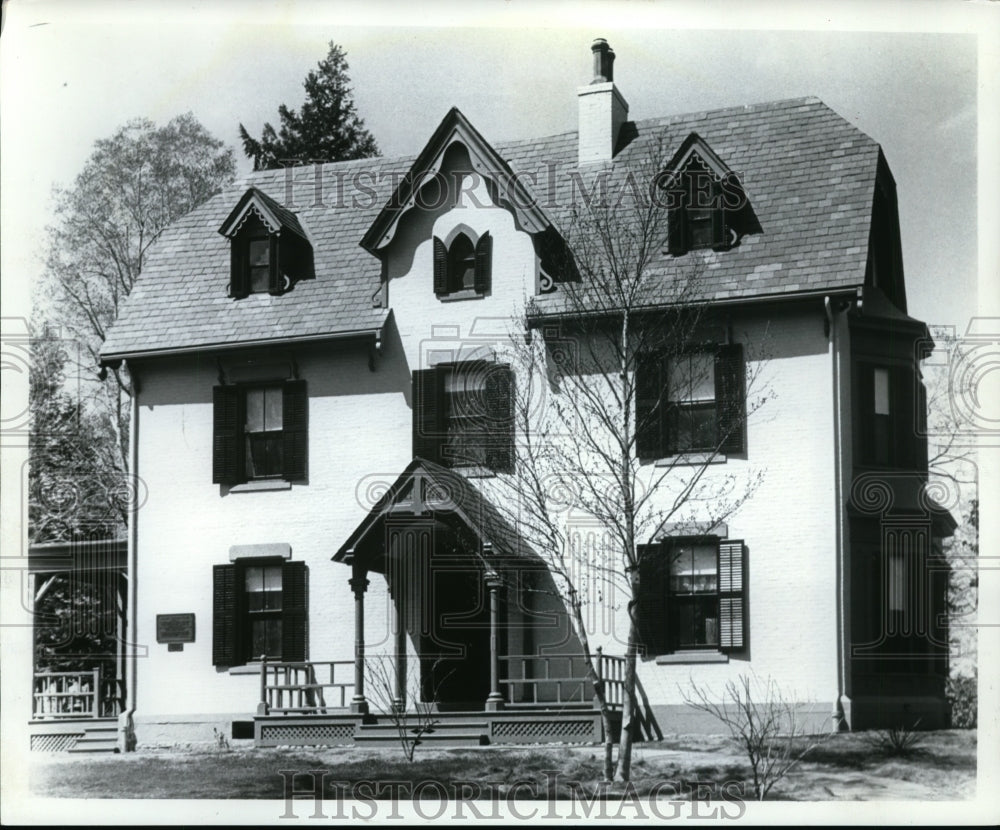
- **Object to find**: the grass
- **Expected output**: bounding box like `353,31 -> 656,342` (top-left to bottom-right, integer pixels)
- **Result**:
29,729 -> 976,801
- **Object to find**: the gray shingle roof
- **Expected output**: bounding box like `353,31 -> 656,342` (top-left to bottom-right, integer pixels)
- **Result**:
101,96 -> 879,360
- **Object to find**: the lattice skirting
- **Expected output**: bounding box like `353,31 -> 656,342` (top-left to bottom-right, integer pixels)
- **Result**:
258,723 -> 355,746
490,718 -> 599,744
31,733 -> 83,752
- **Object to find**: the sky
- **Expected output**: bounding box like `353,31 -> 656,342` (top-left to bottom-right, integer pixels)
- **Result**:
1,0 -> 994,335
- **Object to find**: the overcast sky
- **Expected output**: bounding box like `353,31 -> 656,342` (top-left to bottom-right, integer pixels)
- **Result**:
1,1 -> 995,334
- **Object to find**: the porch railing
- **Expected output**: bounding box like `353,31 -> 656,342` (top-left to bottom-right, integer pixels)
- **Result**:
499,649 -> 626,708
258,658 -> 355,715
32,669 -> 122,719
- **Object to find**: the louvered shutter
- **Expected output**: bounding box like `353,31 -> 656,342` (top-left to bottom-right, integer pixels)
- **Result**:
711,181 -> 732,252
635,353 -> 663,460
474,231 -> 493,294
914,373 -> 928,470
667,204 -> 686,256
412,368 -> 445,464
715,344 -> 746,455
212,564 -> 237,666
268,236 -> 283,295
484,364 -> 514,473
281,561 -> 308,661
637,544 -> 670,656
230,242 -> 249,299
433,236 -> 448,294
282,380 -> 308,481
213,385 -> 243,484
717,539 -> 747,652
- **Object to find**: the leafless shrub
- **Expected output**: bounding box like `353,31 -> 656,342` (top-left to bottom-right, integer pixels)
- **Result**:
365,654 -> 442,762
862,719 -> 924,757
682,673 -> 828,800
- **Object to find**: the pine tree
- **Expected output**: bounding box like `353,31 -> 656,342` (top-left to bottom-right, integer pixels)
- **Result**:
239,42 -> 380,170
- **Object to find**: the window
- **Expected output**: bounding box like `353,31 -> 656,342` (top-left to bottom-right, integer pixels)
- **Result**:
637,538 -> 747,656
247,236 -> 273,294
220,188 -> 315,300
664,155 -> 733,256
412,362 -> 514,473
212,380 -> 307,485
857,363 -> 920,468
212,560 -> 307,666
636,344 -> 745,460
433,231 -> 492,296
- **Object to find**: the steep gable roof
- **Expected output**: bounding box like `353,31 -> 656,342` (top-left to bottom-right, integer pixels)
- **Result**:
218,186 -> 310,243
101,97 -> 881,362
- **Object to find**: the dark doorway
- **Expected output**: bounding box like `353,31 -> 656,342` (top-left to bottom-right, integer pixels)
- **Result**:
420,558 -> 490,710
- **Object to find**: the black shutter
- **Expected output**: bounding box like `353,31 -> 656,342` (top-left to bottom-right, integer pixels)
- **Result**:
474,231 -> 493,294
213,385 -> 243,484
717,539 -> 747,652
282,380 -> 308,481
268,236 -> 283,295
667,205 -> 686,257
637,544 -> 670,656
412,368 -> 445,464
635,353 -> 663,460
281,561 -> 308,662
484,364 -> 514,473
433,236 -> 448,294
715,344 -> 746,455
230,241 -> 249,299
212,564 -> 237,666
711,181 -> 732,252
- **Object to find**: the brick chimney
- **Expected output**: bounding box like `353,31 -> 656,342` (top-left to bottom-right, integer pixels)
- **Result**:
578,38 -> 629,165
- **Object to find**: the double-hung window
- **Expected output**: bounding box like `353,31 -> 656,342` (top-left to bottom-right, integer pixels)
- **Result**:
212,380 -> 308,485
636,344 -> 745,460
637,538 -> 748,656
412,362 -> 514,473
212,559 -> 307,667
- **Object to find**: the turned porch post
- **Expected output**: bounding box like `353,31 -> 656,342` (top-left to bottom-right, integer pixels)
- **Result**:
485,572 -> 504,711
349,574 -> 370,714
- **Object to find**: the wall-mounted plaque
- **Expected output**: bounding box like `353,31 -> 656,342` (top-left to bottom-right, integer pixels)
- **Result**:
156,613 -> 196,644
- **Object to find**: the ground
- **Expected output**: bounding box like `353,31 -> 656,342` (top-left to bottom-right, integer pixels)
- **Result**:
29,729 -> 976,802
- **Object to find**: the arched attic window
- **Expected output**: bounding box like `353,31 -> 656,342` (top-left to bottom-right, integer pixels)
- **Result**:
433,229 -> 492,297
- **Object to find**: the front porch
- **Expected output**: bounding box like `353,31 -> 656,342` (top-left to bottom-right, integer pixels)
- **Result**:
250,651 -> 659,748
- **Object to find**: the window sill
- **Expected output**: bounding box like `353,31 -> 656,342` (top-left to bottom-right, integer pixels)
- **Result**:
436,289 -> 485,302
655,651 -> 729,665
654,452 -> 727,467
228,663 -> 265,675
229,480 -> 292,493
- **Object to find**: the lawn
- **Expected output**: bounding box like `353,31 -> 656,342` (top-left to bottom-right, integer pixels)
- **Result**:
30,729 -> 976,802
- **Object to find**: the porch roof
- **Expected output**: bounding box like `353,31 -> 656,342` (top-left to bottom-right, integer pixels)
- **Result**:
333,458 -> 538,568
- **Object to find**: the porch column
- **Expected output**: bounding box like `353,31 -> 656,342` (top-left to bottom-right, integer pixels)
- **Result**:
349,574 -> 370,715
485,572 -> 504,711
392,597 -> 406,712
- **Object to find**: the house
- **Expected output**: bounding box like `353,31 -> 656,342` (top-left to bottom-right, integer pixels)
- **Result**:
31,39 -> 956,752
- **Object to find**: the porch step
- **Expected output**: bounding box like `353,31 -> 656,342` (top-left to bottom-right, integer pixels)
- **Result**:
68,725 -> 119,754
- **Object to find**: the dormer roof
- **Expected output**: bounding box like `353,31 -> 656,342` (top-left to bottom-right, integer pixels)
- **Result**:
218,186 -> 310,243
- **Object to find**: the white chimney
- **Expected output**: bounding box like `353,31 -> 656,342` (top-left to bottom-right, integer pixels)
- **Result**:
578,39 -> 629,165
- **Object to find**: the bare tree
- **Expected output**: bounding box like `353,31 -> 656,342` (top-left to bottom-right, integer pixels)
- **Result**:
483,143 -> 771,781
38,113 -> 235,495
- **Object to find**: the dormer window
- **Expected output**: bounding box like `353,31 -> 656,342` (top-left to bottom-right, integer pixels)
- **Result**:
433,230 -> 492,297
659,133 -> 759,258
219,187 -> 314,300
247,234 -> 273,294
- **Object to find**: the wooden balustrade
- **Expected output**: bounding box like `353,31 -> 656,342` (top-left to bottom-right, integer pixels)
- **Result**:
498,653 -> 624,708
33,669 -> 109,719
257,658 -> 356,715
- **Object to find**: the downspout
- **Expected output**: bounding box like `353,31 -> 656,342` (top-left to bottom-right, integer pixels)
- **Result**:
825,296 -> 847,730
120,363 -> 139,751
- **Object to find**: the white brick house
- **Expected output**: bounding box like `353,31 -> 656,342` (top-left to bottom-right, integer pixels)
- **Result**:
70,40 -> 956,749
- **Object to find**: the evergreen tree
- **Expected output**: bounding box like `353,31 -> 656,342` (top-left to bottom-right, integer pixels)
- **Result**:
239,41 -> 380,170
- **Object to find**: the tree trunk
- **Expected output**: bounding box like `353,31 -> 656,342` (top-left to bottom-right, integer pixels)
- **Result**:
616,572 -> 641,781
